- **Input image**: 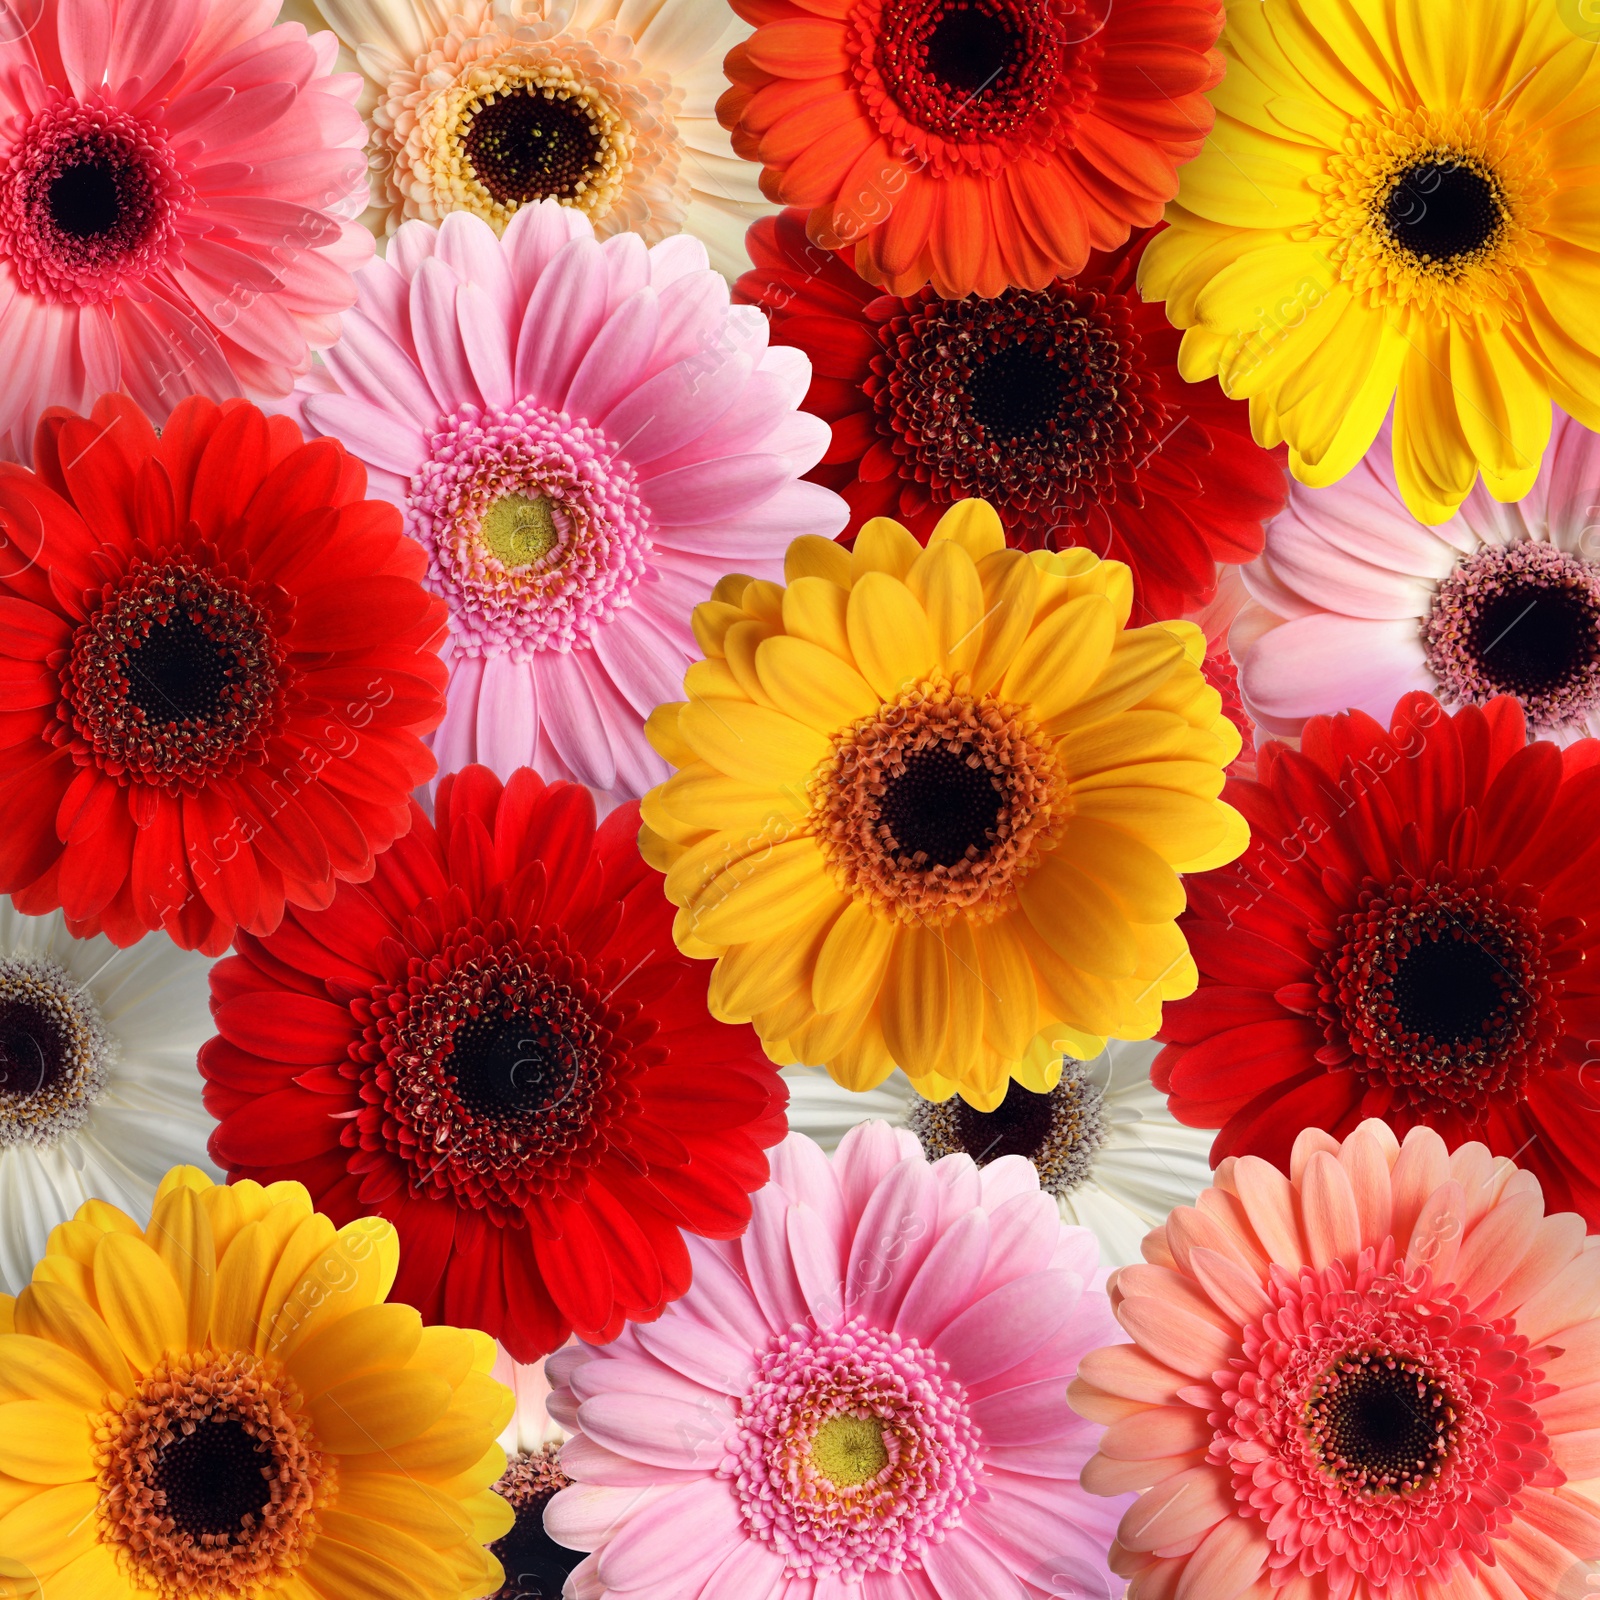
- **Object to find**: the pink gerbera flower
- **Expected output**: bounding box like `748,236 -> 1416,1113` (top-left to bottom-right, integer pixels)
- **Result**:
542,1123 -> 1127,1600
1238,410 -> 1600,746
285,203 -> 845,798
1073,1119 -> 1600,1600
0,0 -> 372,460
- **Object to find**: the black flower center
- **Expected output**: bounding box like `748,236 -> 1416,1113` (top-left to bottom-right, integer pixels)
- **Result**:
462,90 -> 604,206
877,744 -> 1005,867
1304,1350 -> 1456,1495
151,1417 -> 273,1539
954,1078 -> 1056,1162
492,1496 -> 584,1600
48,156 -> 121,238
0,996 -> 70,1104
123,608 -> 241,725
923,3 -> 1022,93
450,1006 -> 581,1121
1383,160 -> 1503,265
968,346 -> 1075,442
1390,933 -> 1509,1047
1470,582 -> 1600,699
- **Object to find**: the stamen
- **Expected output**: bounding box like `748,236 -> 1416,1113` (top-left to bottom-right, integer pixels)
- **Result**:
0,956 -> 114,1148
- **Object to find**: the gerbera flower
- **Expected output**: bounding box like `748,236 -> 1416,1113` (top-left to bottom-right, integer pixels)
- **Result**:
1156,690 -> 1600,1224
284,206 -> 843,798
641,499 -> 1247,1110
542,1122 -> 1127,1599
1240,410 -> 1600,746
1142,0 -> 1600,525
737,213 -> 1287,618
487,1344 -> 581,1600
785,1039 -> 1215,1266
0,1166 -> 513,1600
294,0 -> 772,278
0,0 -> 371,461
0,898 -> 219,1294
718,0 -> 1225,300
0,393 -> 445,956
1074,1119 -> 1600,1600
201,764 -> 788,1363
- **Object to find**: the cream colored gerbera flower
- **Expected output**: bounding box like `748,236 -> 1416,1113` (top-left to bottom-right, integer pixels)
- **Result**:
291,0 -> 772,275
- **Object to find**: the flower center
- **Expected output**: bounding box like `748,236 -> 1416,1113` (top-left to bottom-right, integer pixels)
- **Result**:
407,403 -> 651,660
359,925 -> 640,1212
461,88 -> 607,208
60,557 -> 289,790
0,956 -> 113,1148
1317,869 -> 1560,1118
1303,1348 -> 1457,1496
810,676 -> 1065,927
0,100 -> 188,305
1382,160 -> 1505,266
490,1447 -> 580,1600
851,0 -> 1104,165
866,288 -> 1158,519
97,1350 -> 329,1594
726,1317 -> 983,1582
1423,542 -> 1600,729
908,1060 -> 1108,1196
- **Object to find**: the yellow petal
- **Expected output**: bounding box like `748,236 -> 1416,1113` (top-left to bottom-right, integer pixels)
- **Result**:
756,635 -> 879,733
0,1404 -> 94,1483
11,1284 -> 132,1400
200,1179 -> 278,1261
782,576 -> 852,660
812,898 -> 895,1015
379,1374 -> 511,1481
302,1536 -> 429,1600
644,702 -> 695,767
1017,854 -> 1138,979
906,539 -> 985,676
256,1213 -> 340,1360
146,1183 -> 215,1353
880,926 -> 950,1076
0,1337 -> 105,1409
679,699 -> 830,787
928,498 -> 1006,561
724,619 -> 782,709
1069,786 -> 1230,866
406,1326 -> 478,1388
686,837 -> 844,945
264,1217 -> 400,1365
286,1303 -> 423,1404
332,1471 -> 474,1548
941,916 -> 984,1071
974,913 -> 1040,1060
969,550 -> 1041,693
784,535 -> 852,585
1392,324 -> 1479,523
24,1544 -> 124,1600
691,599 -> 753,661
846,572 -> 935,700
92,1236 -> 184,1377
1000,594 -> 1118,722
850,518 -> 922,581
709,917 -> 834,1021
825,1011 -> 897,1092
1054,818 -> 1186,923
1047,627 -> 1188,733
318,1510 -> 460,1592
310,1368 -> 454,1455
1071,759 -> 1226,801
0,1481 -> 97,1573
1172,800 -> 1250,873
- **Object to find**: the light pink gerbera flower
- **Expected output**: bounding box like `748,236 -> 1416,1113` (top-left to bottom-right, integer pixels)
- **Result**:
1238,410 -> 1600,745
541,1123 -> 1127,1600
1073,1119 -> 1600,1600
0,0 -> 372,460
285,202 -> 844,797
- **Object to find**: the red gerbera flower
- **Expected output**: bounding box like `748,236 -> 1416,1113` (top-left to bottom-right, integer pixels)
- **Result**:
0,393 -> 445,956
736,213 -> 1285,617
1156,691 -> 1600,1223
718,0 -> 1224,300
201,764 -> 789,1361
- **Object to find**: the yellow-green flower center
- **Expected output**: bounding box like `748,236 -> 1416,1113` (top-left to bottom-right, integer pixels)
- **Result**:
482,493 -> 563,568
811,1414 -> 889,1487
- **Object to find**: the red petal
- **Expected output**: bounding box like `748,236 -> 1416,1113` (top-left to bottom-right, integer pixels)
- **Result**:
213,991 -> 358,1063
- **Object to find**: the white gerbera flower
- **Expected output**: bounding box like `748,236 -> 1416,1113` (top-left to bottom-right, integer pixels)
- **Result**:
292,0 -> 772,276
0,901 -> 219,1293
781,1039 -> 1215,1268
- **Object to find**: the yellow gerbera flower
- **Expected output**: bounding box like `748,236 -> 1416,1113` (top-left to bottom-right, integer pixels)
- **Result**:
639,501 -> 1247,1110
1141,0 -> 1600,524
0,1169 -> 512,1600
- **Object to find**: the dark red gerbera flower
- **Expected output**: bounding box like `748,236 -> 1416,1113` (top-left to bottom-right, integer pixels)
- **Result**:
1156,691 -> 1600,1222
201,764 -> 789,1360
0,392 -> 445,955
735,211 -> 1286,619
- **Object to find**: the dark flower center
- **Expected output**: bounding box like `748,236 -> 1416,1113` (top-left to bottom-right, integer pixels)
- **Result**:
909,1059 -> 1107,1195
0,957 -> 110,1148
0,996 -> 70,1103
491,1449 -> 578,1600
1389,935 -> 1507,1046
1383,160 -> 1504,266
48,155 -> 121,238
1304,1348 -> 1457,1496
62,558 -> 288,790
451,1006 -> 582,1121
1423,542 -> 1600,729
151,1416 -> 273,1539
877,745 -> 1005,867
922,3 -> 1022,93
867,286 -> 1157,520
461,90 -> 604,206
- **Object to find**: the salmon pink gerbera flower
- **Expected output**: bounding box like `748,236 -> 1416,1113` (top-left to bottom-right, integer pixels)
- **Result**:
0,0 -> 372,460
541,1123 -> 1127,1600
1074,1119 -> 1600,1600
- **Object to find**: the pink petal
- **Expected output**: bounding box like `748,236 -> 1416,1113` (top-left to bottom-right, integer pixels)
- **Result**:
302,392 -> 424,475
741,1187 -> 808,1331
429,648 -> 485,785
601,229 -> 652,315
543,1482 -> 678,1552
978,1154 -> 1043,1208
595,1478 -> 743,1591
1299,1150 -> 1362,1269
1240,613 -> 1434,725
640,271 -> 730,384
591,607 -> 691,718
831,1122 -> 922,1233
501,199 -> 592,304
936,1270 -> 1083,1387
787,1202 -> 845,1327
58,0 -> 110,96
845,1156 -> 938,1326
108,0 -> 204,86
515,237 -> 609,409
696,1538 -> 789,1600
387,218 -> 440,282
435,211 -> 516,338
767,1133 -> 846,1234
682,1236 -> 773,1349
576,1392 -> 730,1472
921,1524 -> 1031,1600
474,650 -> 536,780
647,232 -> 712,289
565,289 -> 664,428
529,649 -> 617,792
321,310 -> 437,422
631,1316 -> 757,1398
974,1190 -> 1060,1299
600,350 -> 752,466
968,1376 -> 1083,1445
559,1432 -> 705,1488
410,257 -> 479,414
894,1209 -> 990,1347
1116,1465 -> 1233,1555
457,281 -> 513,412
643,453 -> 796,526
1171,1511 -> 1269,1600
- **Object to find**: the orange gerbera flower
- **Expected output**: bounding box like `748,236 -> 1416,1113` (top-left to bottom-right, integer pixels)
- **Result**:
717,0 -> 1224,299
